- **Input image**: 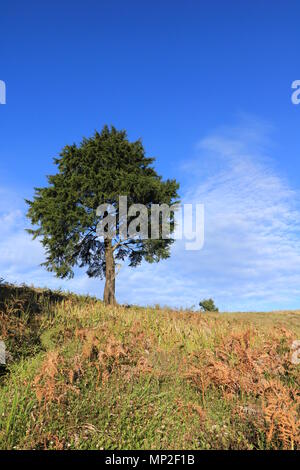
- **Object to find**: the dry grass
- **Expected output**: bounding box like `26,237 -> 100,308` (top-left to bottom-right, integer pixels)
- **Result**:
0,285 -> 299,449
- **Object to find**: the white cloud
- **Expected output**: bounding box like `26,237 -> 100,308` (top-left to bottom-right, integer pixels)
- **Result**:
117,119 -> 300,310
1,118 -> 300,311
171,120 -> 300,310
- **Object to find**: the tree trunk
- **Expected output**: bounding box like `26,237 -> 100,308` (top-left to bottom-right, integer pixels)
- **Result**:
103,239 -> 117,306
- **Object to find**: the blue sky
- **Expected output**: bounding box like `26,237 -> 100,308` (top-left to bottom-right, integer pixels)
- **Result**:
1,0 -> 300,310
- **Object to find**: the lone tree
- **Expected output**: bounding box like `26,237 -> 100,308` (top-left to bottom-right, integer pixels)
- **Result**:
199,298 -> 219,312
26,125 -> 179,305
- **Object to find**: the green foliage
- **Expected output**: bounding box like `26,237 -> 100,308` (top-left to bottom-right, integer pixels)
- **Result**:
199,298 -> 219,312
0,283 -> 95,365
0,285 -> 299,449
26,125 -> 179,281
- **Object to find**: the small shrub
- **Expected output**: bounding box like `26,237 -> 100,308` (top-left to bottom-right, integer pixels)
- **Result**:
199,298 -> 218,312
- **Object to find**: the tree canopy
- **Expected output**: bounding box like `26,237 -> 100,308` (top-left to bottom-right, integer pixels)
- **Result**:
26,125 -> 180,304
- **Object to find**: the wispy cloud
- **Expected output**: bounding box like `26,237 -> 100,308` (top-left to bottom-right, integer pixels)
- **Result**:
178,120 -> 300,310
1,118 -> 300,311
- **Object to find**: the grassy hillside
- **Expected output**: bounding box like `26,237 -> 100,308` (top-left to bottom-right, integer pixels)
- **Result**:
0,284 -> 299,450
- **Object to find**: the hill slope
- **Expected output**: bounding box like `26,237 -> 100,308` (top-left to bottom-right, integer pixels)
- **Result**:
0,284 -> 299,450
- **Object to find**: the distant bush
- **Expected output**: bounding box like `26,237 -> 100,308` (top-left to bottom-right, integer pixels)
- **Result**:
199,298 -> 218,312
